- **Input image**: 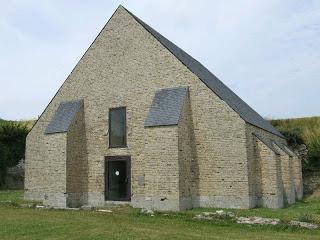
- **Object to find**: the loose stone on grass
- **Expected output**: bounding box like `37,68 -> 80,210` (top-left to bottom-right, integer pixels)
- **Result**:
140,209 -> 155,216
19,203 -> 35,208
236,216 -> 280,225
193,210 -> 236,220
193,210 -> 283,226
289,221 -> 319,229
35,205 -> 45,209
193,214 -> 213,220
141,209 -> 154,215
65,208 -> 80,211
98,209 -> 113,213
80,205 -> 94,210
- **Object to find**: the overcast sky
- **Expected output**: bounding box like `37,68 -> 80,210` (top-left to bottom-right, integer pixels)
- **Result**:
1,0 -> 319,120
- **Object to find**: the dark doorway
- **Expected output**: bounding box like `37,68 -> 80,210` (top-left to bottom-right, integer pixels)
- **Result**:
105,156 -> 131,201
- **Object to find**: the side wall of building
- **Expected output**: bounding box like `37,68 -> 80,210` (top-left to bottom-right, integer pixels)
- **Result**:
66,105 -> 88,207
178,93 -> 195,210
255,138 -> 284,208
273,144 -> 296,204
292,154 -> 303,200
246,123 -> 302,207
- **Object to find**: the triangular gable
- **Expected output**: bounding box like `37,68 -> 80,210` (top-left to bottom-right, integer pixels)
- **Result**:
124,6 -> 283,138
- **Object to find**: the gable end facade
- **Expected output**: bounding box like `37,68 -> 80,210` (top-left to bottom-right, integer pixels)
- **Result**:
25,6 -> 302,211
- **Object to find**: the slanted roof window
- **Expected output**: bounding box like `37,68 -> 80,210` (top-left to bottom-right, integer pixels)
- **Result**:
45,100 -> 83,134
144,86 -> 188,127
109,107 -> 126,148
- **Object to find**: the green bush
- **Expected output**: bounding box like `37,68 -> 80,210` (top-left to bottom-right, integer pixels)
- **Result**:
0,121 -> 29,187
297,212 -> 320,224
270,117 -> 320,171
308,138 -> 320,169
278,127 -> 304,146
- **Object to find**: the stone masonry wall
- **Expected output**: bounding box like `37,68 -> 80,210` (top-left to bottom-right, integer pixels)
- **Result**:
292,153 -> 303,200
273,144 -> 295,204
26,6 -> 268,209
139,126 -> 180,211
255,138 -> 284,208
177,92 -> 194,210
246,124 -> 290,207
25,132 -> 68,208
66,104 -> 88,207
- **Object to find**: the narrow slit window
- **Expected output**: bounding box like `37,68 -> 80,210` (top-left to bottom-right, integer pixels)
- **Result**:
109,107 -> 126,148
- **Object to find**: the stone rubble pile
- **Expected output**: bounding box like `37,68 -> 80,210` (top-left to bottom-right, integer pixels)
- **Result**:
141,208 -> 155,216
289,220 -> 319,229
98,209 -> 113,213
193,210 -> 320,229
35,205 -> 45,209
193,210 -> 235,220
80,205 -> 94,210
236,216 -> 280,225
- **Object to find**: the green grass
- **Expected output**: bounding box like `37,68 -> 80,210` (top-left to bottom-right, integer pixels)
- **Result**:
0,190 -> 23,202
270,116 -> 320,170
270,116 -> 320,145
0,190 -> 39,207
0,119 -> 35,130
189,196 -> 320,224
0,191 -> 320,239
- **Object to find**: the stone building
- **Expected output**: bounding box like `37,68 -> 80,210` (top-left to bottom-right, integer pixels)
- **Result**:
24,6 -> 303,211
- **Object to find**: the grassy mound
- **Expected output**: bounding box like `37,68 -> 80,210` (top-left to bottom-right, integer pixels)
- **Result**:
270,117 -> 320,170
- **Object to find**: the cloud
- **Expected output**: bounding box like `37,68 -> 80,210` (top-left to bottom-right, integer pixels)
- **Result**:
0,0 -> 319,119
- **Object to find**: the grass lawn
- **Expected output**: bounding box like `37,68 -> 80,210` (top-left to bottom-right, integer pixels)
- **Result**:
0,191 -> 320,240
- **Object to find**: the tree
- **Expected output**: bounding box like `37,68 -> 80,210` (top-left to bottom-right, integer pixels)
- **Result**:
0,121 -> 29,187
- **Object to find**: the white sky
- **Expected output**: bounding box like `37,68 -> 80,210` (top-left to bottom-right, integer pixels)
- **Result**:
1,0 -> 319,120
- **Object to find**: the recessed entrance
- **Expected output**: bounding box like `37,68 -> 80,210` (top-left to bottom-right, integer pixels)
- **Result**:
105,156 -> 131,201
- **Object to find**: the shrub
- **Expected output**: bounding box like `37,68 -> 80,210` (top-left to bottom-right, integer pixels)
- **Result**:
297,213 -> 319,224
270,117 -> 320,171
279,127 -> 304,146
0,121 -> 29,187
308,139 -> 320,169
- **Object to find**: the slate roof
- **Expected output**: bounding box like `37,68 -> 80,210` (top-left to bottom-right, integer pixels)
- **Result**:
253,133 -> 281,154
272,141 -> 294,157
124,7 -> 283,138
144,86 -> 188,127
45,100 -> 83,134
283,145 -> 297,157
282,144 -> 296,157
